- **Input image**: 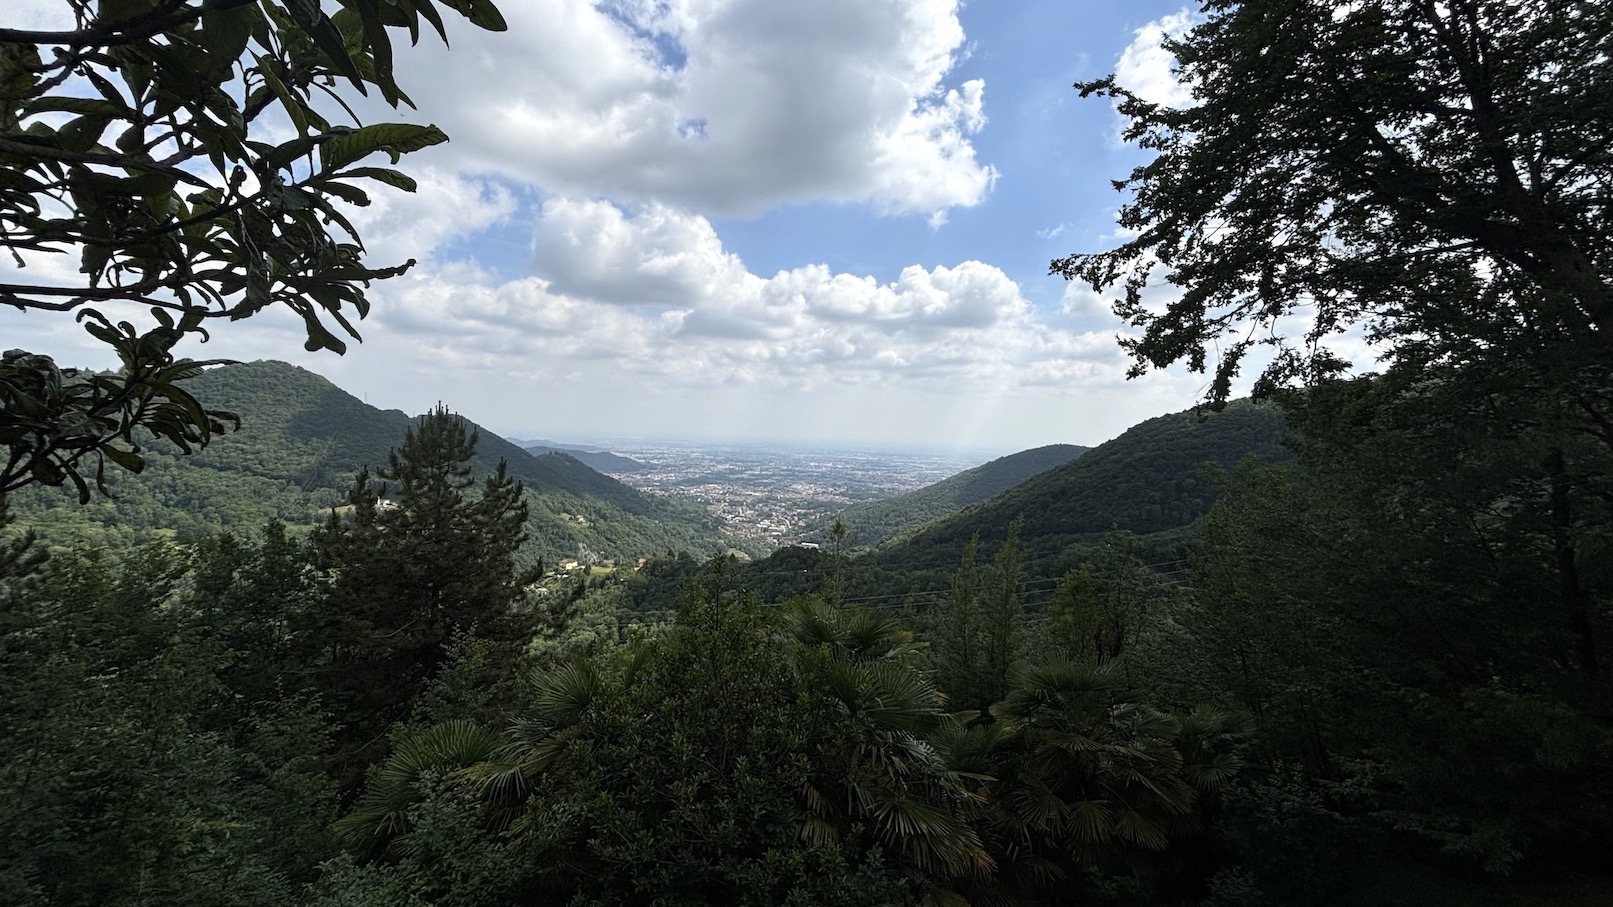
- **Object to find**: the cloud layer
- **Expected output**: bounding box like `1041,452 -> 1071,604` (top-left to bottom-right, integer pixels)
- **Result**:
373,196 -> 1128,396
379,0 -> 996,219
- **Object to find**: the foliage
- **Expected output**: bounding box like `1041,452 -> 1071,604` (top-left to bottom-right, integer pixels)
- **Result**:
829,444 -> 1088,548
1050,7 -> 1613,896
0,0 -> 507,496
6,360 -> 747,563
878,401 -> 1289,570
986,662 -> 1246,870
1164,374 -> 1613,896
932,526 -> 1026,716
0,536 -> 336,906
1055,0 -> 1613,409
310,406 -> 538,780
1043,533 -> 1179,669
0,320 -> 236,501
500,579 -> 936,905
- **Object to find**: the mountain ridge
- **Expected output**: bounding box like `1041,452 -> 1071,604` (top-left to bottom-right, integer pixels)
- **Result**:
873,401 -> 1291,571
824,443 -> 1089,547
8,360 -> 745,562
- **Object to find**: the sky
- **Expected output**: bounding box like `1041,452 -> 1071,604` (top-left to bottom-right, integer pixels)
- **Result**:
4,0 -> 1218,455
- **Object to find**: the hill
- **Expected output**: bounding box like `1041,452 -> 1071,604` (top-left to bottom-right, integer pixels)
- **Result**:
825,444 -> 1089,547
7,361 -> 743,563
520,442 -> 648,474
874,401 -> 1290,571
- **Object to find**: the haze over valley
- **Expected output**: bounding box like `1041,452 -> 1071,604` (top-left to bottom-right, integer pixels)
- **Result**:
535,438 -> 994,548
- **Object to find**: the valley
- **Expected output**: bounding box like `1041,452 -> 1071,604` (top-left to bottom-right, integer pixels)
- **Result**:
564,439 -> 993,548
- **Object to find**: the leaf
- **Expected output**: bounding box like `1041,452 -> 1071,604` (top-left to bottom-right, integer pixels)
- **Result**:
255,55 -> 310,137
353,0 -> 403,106
319,122 -> 447,171
101,445 -> 145,473
341,166 -> 418,192
22,97 -> 122,118
438,0 -> 509,31
285,0 -> 365,89
55,113 -> 115,153
316,178 -> 370,208
98,0 -> 160,25
200,4 -> 256,80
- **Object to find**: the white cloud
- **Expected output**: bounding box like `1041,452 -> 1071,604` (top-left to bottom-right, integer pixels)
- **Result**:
1060,281 -> 1112,318
6,0 -> 72,30
341,199 -> 1130,398
529,198 -> 757,306
0,0 -> 1231,450
1114,9 -> 1198,108
345,169 -> 519,268
359,0 -> 995,220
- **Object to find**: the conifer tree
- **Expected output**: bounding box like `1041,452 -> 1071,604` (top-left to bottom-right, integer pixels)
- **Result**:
934,523 -> 1025,715
311,407 -> 535,776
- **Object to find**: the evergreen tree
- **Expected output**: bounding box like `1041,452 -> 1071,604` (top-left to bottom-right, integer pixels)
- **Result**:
933,523 -> 1025,716
310,406 -> 536,778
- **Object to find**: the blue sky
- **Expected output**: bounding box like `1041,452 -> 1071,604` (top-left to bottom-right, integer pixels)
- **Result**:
4,0 -> 1220,454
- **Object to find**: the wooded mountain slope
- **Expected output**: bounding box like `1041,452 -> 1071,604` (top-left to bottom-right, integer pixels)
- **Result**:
520,442 -> 648,474
8,361 -> 740,562
875,401 -> 1289,570
826,443 -> 1088,547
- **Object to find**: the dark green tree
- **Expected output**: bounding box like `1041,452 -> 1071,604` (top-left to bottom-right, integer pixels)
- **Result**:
1055,0 -> 1613,412
0,0 -> 506,497
1164,377 -> 1613,895
1044,534 -> 1175,669
311,406 -> 536,776
960,661 -> 1249,903
333,564 -> 993,906
933,523 -> 1025,715
0,539 -> 337,906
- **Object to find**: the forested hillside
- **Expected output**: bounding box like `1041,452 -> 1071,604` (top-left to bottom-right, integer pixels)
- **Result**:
825,443 -> 1088,547
876,401 -> 1289,570
6,362 -> 743,563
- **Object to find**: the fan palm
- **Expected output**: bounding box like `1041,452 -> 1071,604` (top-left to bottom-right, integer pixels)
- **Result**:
791,603 -> 995,894
989,660 -> 1195,870
333,719 -> 502,857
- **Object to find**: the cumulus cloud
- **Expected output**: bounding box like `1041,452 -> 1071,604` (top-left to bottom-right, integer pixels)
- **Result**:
357,199 -> 1127,396
0,0 -> 1227,448
1114,9 -> 1198,108
360,0 -> 995,219
529,198 -> 757,306
344,169 -> 519,269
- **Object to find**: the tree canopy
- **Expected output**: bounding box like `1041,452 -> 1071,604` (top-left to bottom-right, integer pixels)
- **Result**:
1054,0 -> 1613,407
0,0 -> 506,499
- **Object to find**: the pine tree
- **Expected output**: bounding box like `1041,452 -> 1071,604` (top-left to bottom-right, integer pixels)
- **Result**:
934,523 -> 1025,715
310,407 -> 535,777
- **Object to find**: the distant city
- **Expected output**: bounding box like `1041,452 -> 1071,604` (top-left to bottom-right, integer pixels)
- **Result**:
518,438 -> 999,549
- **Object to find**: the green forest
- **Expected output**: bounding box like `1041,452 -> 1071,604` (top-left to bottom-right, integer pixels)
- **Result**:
827,444 -> 1088,549
3,0 -> 1610,905
5,361 -> 751,564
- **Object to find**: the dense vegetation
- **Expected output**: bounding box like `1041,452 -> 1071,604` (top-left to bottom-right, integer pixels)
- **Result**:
6,361 -> 747,563
3,0 -> 1610,905
6,364 -> 1607,904
0,0 -> 504,498
876,402 -> 1289,572
825,444 -> 1088,548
